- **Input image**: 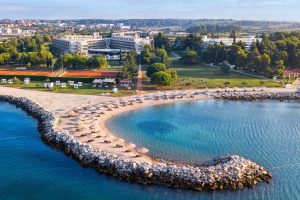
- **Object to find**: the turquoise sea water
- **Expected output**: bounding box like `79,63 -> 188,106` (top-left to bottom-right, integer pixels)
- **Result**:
0,101 -> 299,200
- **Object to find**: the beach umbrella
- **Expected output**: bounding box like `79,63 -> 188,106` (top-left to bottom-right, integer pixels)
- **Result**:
138,148 -> 149,154
75,126 -> 85,131
107,135 -> 116,141
96,104 -> 104,108
128,143 -> 136,149
67,111 -> 77,117
117,139 -> 125,144
81,110 -> 91,114
119,98 -> 126,103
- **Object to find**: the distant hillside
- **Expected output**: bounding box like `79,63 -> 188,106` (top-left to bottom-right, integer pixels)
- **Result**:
44,19 -> 300,33
186,24 -> 242,34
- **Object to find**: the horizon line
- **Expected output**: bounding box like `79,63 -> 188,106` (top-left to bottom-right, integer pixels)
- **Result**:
1,18 -> 300,23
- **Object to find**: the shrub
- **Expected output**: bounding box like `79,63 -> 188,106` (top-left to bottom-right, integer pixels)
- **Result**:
182,50 -> 198,64
221,61 -> 231,74
146,63 -> 167,78
151,71 -> 172,86
168,69 -> 177,81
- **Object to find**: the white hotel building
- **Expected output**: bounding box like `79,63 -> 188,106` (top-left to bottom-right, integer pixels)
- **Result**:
201,35 -> 262,49
52,33 -> 106,55
52,32 -> 152,56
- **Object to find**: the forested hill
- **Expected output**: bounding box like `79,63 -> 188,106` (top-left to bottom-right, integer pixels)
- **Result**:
47,19 -> 300,32
186,25 -> 242,34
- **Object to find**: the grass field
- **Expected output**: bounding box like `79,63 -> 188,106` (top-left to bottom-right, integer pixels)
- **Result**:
2,81 -> 136,97
169,57 -> 282,88
141,53 -> 283,89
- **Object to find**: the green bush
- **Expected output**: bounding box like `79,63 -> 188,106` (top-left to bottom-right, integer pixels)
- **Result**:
182,50 -> 198,64
151,71 -> 172,86
168,69 -> 178,81
146,63 -> 167,78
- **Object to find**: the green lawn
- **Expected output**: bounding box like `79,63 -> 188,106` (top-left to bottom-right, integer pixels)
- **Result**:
106,61 -> 123,71
3,82 -> 136,97
170,60 -> 243,79
168,57 -> 283,88
174,78 -> 282,89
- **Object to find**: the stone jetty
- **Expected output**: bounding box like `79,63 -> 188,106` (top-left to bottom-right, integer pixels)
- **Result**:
213,92 -> 300,101
0,94 -> 273,191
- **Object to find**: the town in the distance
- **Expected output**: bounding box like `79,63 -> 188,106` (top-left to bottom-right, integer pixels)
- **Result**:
0,18 -> 299,95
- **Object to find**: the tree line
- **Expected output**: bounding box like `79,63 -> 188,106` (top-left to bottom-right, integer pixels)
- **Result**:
200,32 -> 300,77
186,25 -> 242,34
0,35 -> 53,67
55,54 -> 108,70
154,31 -> 300,77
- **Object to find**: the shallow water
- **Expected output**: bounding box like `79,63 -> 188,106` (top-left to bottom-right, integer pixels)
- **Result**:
0,100 -> 299,200
107,100 -> 300,200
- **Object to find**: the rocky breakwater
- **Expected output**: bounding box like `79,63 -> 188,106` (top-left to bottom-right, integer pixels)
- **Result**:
0,95 -> 272,191
213,92 -> 300,101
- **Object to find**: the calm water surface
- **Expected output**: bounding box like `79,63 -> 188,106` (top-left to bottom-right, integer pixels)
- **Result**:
1,100 -> 299,200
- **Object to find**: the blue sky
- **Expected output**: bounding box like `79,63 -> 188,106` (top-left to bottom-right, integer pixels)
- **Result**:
0,0 -> 299,21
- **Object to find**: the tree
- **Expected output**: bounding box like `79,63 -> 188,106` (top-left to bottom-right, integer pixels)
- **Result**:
90,55 -> 108,69
261,53 -> 271,69
141,45 -> 155,64
236,49 -> 248,69
154,48 -> 169,66
17,52 -> 29,66
28,52 -> 41,66
43,35 -> 51,43
221,61 -> 231,74
73,54 -> 89,69
38,45 -> 53,66
0,54 -> 4,64
146,63 -> 167,78
168,69 -> 178,81
151,71 -> 172,86
1,53 -> 11,64
173,37 -> 186,51
62,54 -> 74,68
275,60 -> 286,77
230,30 -> 237,44
154,33 -> 171,52
183,34 -> 203,51
123,51 -> 138,80
182,50 -> 198,64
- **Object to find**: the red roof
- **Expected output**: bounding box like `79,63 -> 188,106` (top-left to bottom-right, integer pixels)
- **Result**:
284,69 -> 300,76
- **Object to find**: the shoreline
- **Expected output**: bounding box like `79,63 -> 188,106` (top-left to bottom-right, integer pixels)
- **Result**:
0,87 -> 295,191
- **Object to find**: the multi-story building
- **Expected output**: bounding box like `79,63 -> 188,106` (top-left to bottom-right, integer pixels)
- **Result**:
52,33 -> 106,55
110,33 -> 151,54
201,35 -> 262,49
52,32 -> 152,56
0,27 -> 36,40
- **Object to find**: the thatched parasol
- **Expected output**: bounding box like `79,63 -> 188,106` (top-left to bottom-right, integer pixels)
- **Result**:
128,143 -> 136,149
117,139 -> 125,144
137,148 -> 149,154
